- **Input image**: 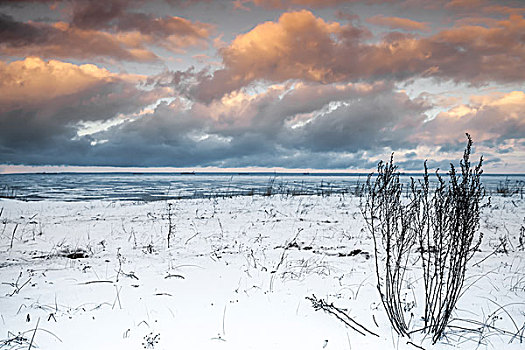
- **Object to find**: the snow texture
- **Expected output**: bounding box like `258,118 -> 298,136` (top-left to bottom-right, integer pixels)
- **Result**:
0,194 -> 524,349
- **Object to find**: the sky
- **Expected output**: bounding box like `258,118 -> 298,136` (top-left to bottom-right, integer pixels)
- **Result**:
0,0 -> 524,174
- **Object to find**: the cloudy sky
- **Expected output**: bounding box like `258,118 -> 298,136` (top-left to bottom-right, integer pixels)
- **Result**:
0,0 -> 524,173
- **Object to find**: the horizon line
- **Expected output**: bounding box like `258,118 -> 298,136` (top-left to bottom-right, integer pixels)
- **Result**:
1,164 -> 524,176
1,170 -> 524,176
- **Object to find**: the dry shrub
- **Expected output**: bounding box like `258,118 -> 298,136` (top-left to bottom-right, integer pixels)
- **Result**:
362,134 -> 486,343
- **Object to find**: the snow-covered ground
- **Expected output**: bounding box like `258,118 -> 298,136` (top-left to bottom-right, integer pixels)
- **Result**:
0,194 -> 524,349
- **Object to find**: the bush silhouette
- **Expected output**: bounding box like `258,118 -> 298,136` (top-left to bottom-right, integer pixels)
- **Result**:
362,133 -> 485,343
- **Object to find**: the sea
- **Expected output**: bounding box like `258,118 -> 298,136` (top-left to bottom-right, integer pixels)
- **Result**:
0,172 -> 523,202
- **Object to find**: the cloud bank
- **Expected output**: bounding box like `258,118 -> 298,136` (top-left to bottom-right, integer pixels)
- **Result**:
0,0 -> 524,172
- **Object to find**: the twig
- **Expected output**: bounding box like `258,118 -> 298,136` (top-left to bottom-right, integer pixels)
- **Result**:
407,340 -> 426,350
483,299 -> 524,342
473,240 -> 507,267
28,317 -> 40,350
450,318 -> 520,339
112,286 -> 122,310
167,203 -> 174,248
306,295 -> 379,337
185,226 -> 200,245
79,280 -> 114,285
24,327 -> 62,343
222,305 -> 227,336
9,223 -> 18,249
5,272 -> 31,296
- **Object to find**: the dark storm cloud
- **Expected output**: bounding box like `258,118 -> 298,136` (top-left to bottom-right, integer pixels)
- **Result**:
69,0 -> 131,30
0,13 -> 51,46
0,0 -> 213,61
285,90 -> 427,152
0,0 -> 523,171
1,57 -> 523,170
0,58 -> 169,164
69,0 -> 213,42
0,13 -> 162,61
244,0 -> 525,11
0,73 -> 429,168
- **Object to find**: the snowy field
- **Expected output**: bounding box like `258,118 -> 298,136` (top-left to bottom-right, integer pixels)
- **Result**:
0,194 -> 524,349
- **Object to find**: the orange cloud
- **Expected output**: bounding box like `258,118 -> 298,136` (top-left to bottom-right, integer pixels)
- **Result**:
0,57 -> 137,112
198,10 -> 525,100
367,15 -> 430,31
418,91 -> 525,144
424,14 -> 525,83
224,10 -> 343,80
197,10 -> 371,100
0,57 -> 167,119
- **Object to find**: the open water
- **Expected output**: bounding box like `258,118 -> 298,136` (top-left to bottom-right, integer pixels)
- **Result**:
0,172 -> 523,202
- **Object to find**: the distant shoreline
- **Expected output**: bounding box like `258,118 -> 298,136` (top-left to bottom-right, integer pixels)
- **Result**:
1,172 -> 524,177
